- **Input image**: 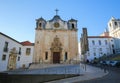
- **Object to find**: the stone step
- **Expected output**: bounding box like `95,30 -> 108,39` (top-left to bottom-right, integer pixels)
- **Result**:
29,64 -> 72,69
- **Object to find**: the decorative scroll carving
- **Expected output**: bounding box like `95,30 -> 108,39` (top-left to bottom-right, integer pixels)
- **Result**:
51,36 -> 62,52
8,47 -> 17,70
10,47 -> 17,56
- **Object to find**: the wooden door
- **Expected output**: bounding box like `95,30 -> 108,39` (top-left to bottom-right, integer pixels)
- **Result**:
8,55 -> 16,70
53,52 -> 60,63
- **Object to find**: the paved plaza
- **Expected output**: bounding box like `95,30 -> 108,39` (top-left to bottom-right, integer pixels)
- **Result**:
45,64 -> 108,83
1,63 -> 108,83
4,64 -> 83,75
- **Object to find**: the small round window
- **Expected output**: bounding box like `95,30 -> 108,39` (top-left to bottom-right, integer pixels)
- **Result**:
54,22 -> 60,28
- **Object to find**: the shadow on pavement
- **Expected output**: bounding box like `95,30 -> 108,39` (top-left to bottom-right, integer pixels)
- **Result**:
0,73 -> 80,83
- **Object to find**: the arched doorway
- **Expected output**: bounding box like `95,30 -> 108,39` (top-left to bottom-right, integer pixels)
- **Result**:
50,36 -> 62,63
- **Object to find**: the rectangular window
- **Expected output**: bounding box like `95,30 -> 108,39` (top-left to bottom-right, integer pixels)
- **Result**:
45,52 -> 48,60
99,40 -> 101,45
18,47 -> 21,55
92,40 -> 95,45
26,48 -> 31,55
88,52 -> 90,56
94,53 -> 96,56
65,52 -> 68,60
18,57 -> 20,61
99,48 -> 102,51
3,42 -> 8,52
93,48 -> 96,52
2,54 -> 6,61
105,40 -> 107,45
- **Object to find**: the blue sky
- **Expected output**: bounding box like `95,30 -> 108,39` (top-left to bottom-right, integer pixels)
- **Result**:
0,0 -> 120,42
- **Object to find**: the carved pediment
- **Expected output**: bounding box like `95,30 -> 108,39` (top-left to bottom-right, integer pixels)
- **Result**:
10,47 -> 17,56
51,36 -> 62,51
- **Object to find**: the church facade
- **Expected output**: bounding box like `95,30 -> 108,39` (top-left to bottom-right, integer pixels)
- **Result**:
33,15 -> 78,64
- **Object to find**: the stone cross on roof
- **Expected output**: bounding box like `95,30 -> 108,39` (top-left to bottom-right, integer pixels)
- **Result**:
55,9 -> 59,15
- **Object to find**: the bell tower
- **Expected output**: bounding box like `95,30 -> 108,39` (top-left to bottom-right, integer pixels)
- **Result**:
68,19 -> 77,30
36,17 -> 46,30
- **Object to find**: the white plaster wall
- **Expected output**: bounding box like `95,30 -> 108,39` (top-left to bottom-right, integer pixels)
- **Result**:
0,34 -> 22,71
20,46 -> 34,68
87,38 -> 113,61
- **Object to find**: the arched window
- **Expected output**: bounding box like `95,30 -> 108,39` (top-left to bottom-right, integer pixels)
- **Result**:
109,23 -> 111,27
71,23 -> 74,29
112,44 -> 114,48
39,23 -> 42,27
114,22 -> 117,26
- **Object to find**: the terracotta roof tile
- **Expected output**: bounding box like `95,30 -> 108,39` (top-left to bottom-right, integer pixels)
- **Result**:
21,41 -> 34,46
88,36 -> 113,38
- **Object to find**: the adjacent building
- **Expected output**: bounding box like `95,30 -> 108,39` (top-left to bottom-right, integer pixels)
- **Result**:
20,41 -> 34,68
0,32 -> 34,71
80,17 -> 120,62
86,36 -> 114,61
108,17 -> 120,52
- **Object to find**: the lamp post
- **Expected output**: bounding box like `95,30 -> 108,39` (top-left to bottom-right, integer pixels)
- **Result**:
84,52 -> 87,71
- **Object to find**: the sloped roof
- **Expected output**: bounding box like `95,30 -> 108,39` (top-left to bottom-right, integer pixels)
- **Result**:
0,32 -> 34,46
49,15 -> 65,22
88,36 -> 113,38
36,17 -> 46,21
21,41 -> 34,46
68,18 -> 77,22
0,32 -> 21,45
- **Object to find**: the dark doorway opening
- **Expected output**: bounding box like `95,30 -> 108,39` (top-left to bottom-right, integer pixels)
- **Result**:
53,52 -> 60,63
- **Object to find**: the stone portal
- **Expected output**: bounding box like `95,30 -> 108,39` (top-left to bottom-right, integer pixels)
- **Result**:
8,48 -> 17,70
51,36 -> 62,63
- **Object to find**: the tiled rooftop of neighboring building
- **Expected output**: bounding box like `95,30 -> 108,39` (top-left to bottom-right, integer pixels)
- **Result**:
88,36 -> 112,38
21,41 -> 34,46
